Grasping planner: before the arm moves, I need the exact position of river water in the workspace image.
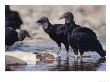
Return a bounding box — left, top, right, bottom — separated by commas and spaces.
6, 40, 106, 71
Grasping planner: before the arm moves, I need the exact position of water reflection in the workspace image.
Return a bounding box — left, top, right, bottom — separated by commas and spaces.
49, 57, 105, 71
5, 41, 106, 71
6, 57, 105, 71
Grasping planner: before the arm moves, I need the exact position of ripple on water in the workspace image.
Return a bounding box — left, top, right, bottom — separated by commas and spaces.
6, 40, 106, 71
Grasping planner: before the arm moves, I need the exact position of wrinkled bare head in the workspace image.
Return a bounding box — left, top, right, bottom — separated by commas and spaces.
59, 12, 74, 23
18, 30, 32, 41
36, 16, 50, 29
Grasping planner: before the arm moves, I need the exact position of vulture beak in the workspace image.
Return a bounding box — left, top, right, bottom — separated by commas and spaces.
58, 15, 65, 20
27, 34, 33, 40
36, 19, 41, 23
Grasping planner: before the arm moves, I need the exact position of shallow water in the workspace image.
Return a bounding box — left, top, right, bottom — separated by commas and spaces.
6, 40, 106, 71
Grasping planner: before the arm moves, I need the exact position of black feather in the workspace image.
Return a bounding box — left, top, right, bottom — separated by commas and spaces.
60, 12, 106, 58
36, 17, 69, 54
5, 5, 23, 30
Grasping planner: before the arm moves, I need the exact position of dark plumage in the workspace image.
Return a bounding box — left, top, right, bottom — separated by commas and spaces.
5, 5, 23, 30
5, 27, 32, 46
36, 16, 69, 54
59, 12, 106, 58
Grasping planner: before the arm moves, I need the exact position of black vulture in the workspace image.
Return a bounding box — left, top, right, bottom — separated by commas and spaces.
59, 12, 106, 58
5, 5, 23, 30
5, 27, 32, 47
36, 16, 69, 54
